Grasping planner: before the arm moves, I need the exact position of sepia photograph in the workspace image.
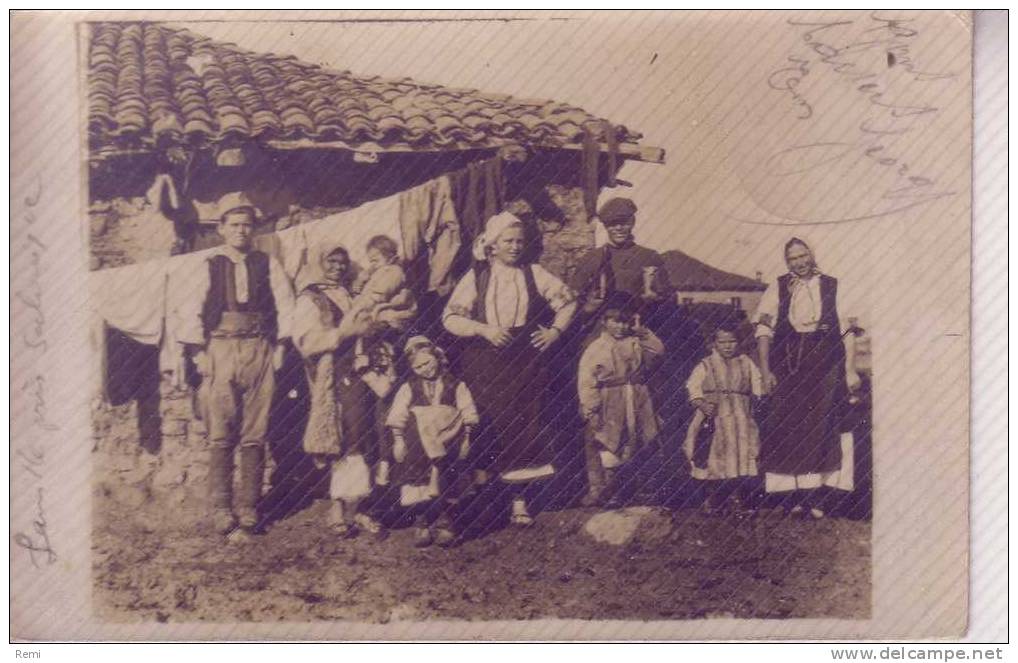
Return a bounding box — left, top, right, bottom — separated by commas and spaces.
12, 9, 978, 640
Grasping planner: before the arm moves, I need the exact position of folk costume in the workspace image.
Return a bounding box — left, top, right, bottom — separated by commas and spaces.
683, 350, 763, 481
754, 271, 852, 493
577, 326, 665, 503
180, 244, 296, 531
442, 214, 576, 484
385, 337, 479, 542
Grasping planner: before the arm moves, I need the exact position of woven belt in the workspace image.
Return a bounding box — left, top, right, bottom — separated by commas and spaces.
598, 377, 646, 388
210, 311, 269, 338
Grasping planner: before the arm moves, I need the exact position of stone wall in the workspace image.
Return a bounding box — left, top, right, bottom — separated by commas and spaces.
93, 374, 286, 521
532, 184, 595, 283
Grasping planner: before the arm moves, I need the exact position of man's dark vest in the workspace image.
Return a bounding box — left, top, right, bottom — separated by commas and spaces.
200, 251, 277, 340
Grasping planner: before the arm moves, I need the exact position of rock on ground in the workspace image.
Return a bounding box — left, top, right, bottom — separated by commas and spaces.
583, 507, 674, 546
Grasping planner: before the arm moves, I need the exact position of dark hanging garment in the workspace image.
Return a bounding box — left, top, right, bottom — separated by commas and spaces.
103, 326, 160, 407
101, 325, 162, 453
449, 157, 506, 250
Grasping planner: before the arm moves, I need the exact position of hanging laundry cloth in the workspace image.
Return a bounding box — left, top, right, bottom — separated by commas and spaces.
398, 176, 462, 296
278, 193, 402, 293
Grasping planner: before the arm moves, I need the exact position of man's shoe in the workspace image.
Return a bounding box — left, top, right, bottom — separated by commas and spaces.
211, 509, 237, 536
236, 507, 259, 532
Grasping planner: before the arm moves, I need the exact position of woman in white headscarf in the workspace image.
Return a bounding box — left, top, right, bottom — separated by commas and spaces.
442, 212, 578, 526
753, 238, 861, 519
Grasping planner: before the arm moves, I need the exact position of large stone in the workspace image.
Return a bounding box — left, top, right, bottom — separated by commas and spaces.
583, 507, 674, 546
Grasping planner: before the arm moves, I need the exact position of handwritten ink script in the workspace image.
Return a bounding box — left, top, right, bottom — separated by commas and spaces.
759, 12, 960, 225
13, 179, 59, 569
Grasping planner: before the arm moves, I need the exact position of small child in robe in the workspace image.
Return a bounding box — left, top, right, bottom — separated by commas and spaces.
384, 336, 479, 548
577, 301, 665, 508
683, 321, 764, 515
349, 235, 417, 331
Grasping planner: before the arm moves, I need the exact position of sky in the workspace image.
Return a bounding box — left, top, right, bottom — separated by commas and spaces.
179, 11, 971, 320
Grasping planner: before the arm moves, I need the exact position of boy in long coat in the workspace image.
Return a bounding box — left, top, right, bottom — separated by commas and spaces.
577, 300, 665, 506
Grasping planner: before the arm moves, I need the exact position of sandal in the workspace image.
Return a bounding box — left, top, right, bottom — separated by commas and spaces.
332, 522, 358, 539
434, 528, 458, 548
809, 507, 826, 520
226, 528, 255, 545
510, 498, 535, 527
236, 508, 259, 532
353, 514, 383, 535
413, 527, 434, 548
510, 513, 535, 528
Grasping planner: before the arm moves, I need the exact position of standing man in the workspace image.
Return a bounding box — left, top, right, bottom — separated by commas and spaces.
569, 197, 702, 505
178, 193, 295, 539
571, 198, 674, 330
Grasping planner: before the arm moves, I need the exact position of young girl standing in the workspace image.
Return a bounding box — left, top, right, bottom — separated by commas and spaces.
683, 321, 764, 515
385, 336, 479, 547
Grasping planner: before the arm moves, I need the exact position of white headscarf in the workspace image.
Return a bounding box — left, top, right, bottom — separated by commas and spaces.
472, 211, 524, 261
299, 242, 357, 293
403, 335, 448, 370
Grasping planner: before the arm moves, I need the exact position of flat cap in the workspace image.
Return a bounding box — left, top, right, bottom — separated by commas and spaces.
598, 197, 638, 224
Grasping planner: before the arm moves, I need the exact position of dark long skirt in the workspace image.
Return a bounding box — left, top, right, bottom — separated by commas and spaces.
762, 330, 844, 475
459, 327, 556, 475
336, 374, 377, 460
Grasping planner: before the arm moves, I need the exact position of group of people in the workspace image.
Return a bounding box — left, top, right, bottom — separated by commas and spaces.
183, 194, 861, 546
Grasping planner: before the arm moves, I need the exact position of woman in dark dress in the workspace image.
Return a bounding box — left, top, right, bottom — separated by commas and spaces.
442, 212, 578, 526
754, 238, 861, 519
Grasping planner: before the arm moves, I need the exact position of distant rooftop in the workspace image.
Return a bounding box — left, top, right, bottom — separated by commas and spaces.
661, 250, 766, 292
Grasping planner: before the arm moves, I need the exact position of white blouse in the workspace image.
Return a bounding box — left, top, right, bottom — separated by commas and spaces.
753, 274, 842, 338
442, 262, 575, 328
292, 285, 352, 358
385, 379, 480, 431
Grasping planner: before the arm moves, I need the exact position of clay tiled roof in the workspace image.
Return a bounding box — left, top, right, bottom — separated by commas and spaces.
87, 22, 645, 156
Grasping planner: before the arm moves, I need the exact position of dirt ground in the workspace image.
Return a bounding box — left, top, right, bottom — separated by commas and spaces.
93, 494, 870, 624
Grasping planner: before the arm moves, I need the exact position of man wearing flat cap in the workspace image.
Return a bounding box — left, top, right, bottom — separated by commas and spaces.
570, 197, 674, 323
569, 196, 702, 504
177, 192, 296, 540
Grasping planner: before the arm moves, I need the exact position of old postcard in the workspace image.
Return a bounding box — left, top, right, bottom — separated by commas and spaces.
11, 10, 972, 640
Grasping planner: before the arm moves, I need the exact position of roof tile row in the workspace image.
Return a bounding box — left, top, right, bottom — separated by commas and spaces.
88, 22, 642, 154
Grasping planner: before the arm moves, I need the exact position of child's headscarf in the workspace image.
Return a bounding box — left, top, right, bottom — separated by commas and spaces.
403, 335, 448, 370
